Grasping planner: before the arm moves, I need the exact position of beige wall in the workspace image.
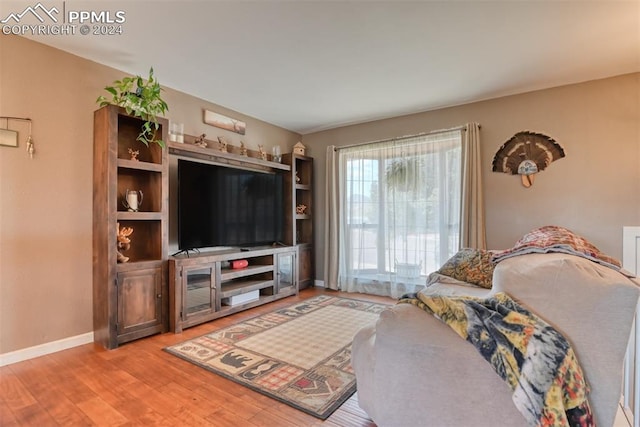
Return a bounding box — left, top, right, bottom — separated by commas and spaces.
303, 73, 640, 281
0, 36, 300, 354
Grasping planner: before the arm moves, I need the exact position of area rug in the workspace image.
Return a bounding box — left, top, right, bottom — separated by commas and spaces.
164, 295, 388, 419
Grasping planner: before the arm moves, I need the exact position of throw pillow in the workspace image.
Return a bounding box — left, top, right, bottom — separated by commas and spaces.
437, 248, 496, 289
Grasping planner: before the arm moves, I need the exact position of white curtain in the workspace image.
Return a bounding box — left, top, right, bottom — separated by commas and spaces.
333, 129, 463, 298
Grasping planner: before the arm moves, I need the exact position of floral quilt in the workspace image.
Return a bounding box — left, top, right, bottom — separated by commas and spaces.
492, 225, 621, 270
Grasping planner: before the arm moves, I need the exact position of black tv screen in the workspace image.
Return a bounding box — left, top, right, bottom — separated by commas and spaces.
177, 159, 284, 250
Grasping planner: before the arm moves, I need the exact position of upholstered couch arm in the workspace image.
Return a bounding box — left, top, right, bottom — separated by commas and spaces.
491, 253, 640, 427
352, 302, 527, 427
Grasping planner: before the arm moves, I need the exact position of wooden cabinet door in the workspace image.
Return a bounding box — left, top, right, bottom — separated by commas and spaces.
298, 244, 313, 289
117, 267, 163, 338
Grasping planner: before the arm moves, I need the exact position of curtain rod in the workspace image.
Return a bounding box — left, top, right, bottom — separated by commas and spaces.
333, 124, 473, 151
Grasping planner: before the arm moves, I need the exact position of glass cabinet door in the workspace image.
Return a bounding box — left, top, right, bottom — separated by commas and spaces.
182, 265, 216, 317
277, 252, 296, 293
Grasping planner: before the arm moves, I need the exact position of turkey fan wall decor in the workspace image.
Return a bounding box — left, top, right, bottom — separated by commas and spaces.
492, 131, 565, 187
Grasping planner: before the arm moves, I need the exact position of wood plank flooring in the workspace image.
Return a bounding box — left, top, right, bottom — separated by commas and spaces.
0, 288, 392, 426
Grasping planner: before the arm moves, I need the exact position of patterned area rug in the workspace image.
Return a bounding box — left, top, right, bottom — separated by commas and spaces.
164, 295, 387, 419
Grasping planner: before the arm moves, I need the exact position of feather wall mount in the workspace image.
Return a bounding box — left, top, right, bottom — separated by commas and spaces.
492, 131, 565, 187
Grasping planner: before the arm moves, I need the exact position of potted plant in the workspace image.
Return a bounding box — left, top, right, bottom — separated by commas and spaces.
96, 67, 169, 148
386, 156, 424, 194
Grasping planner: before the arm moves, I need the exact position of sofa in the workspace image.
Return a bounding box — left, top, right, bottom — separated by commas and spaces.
352, 252, 639, 427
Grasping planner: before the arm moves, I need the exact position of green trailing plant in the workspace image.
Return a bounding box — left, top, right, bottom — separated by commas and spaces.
385, 155, 433, 268
96, 67, 169, 148
386, 157, 424, 195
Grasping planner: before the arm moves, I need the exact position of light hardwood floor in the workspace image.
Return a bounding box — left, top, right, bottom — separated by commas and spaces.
0, 288, 392, 426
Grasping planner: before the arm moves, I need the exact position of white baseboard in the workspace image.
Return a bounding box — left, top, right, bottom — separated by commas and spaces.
0, 332, 94, 367
314, 279, 325, 287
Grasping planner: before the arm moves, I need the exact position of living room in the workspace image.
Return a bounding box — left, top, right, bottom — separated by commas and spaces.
0, 1, 639, 425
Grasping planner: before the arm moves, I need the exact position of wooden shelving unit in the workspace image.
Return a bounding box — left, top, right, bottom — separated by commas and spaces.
283, 153, 314, 289
93, 105, 169, 349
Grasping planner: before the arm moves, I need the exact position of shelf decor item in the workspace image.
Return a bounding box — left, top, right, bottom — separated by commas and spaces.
293, 141, 306, 155
96, 67, 169, 148
217, 136, 228, 153
258, 144, 267, 160
169, 122, 184, 143
230, 259, 249, 269
122, 189, 143, 212
116, 222, 133, 263
194, 133, 207, 148
272, 145, 282, 163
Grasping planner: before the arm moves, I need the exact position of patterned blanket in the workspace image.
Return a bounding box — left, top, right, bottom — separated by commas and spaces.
399, 291, 594, 427
492, 225, 621, 271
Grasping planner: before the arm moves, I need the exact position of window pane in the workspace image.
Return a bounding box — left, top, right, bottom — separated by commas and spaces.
340, 130, 462, 296
346, 158, 379, 272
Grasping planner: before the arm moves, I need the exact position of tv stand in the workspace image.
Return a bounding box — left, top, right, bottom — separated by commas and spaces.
169, 245, 298, 333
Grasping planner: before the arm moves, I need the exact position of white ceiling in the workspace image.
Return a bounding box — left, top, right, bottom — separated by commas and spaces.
9, 0, 640, 134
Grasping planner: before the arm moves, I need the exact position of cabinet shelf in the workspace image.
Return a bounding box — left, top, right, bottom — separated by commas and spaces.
116, 256, 163, 265
221, 264, 274, 281
117, 158, 164, 172
295, 184, 311, 191
186, 274, 211, 287
216, 294, 281, 316
116, 259, 163, 272
296, 214, 311, 220
117, 212, 163, 220
117, 167, 163, 213
168, 141, 291, 172
220, 279, 274, 298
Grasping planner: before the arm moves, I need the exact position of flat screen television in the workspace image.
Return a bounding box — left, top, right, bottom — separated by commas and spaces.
177, 159, 284, 250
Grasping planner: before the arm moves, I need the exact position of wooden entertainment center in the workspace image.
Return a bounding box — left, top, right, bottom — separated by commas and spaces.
93, 106, 314, 348
169, 245, 297, 333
